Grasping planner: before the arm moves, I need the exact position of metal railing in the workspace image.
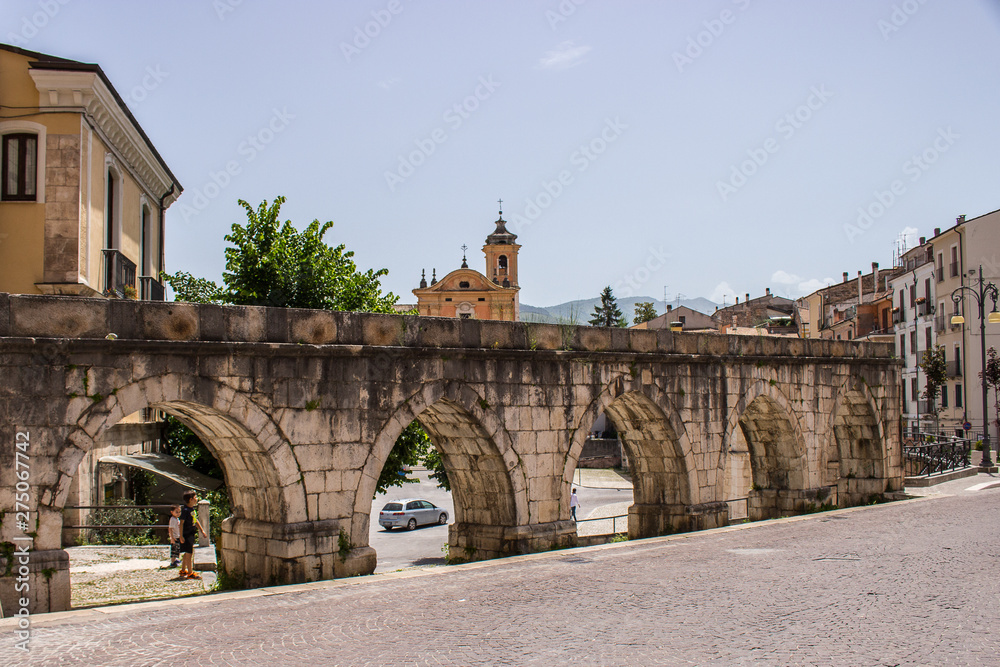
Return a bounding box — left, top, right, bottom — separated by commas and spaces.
903, 438, 971, 476
102, 249, 136, 298
935, 314, 946, 333
140, 275, 166, 301
576, 514, 627, 534
946, 359, 962, 378
62, 504, 172, 530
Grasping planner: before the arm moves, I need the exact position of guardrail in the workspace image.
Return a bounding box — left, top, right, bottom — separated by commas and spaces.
576, 514, 627, 534
903, 439, 972, 477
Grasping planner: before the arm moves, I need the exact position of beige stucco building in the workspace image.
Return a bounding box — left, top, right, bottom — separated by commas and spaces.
0, 44, 182, 300
1, 44, 186, 538
413, 209, 520, 321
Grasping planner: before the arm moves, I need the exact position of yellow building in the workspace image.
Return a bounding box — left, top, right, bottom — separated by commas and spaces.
0, 44, 182, 300
412, 207, 520, 321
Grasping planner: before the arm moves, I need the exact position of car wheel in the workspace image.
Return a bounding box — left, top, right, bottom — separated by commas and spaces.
438, 513, 448, 525
407, 518, 417, 531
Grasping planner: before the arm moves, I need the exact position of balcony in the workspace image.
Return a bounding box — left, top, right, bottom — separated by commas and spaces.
917, 400, 934, 415
102, 249, 136, 299
947, 359, 962, 378
139, 275, 166, 301
916, 301, 933, 318
934, 314, 946, 332
950, 261, 959, 278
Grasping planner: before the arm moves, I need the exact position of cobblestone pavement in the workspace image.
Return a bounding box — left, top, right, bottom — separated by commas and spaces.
3, 478, 999, 666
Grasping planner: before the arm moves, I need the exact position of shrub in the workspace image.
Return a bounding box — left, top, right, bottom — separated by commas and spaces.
85, 498, 157, 545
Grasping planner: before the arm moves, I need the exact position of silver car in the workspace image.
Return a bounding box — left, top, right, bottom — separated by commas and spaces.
379, 498, 448, 531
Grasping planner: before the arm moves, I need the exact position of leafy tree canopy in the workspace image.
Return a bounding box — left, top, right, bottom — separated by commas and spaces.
633, 301, 658, 325
164, 196, 398, 313
589, 286, 627, 327
920, 345, 947, 420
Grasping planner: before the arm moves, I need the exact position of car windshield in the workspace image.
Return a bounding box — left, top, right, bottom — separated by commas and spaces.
382, 503, 403, 511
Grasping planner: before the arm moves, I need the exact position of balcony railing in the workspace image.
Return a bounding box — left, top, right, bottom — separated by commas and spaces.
139, 275, 166, 301
946, 359, 962, 378
917, 400, 934, 415
102, 249, 136, 298
934, 314, 946, 332
950, 261, 959, 278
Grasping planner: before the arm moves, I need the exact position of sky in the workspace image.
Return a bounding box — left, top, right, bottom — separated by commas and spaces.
6, 0, 1000, 310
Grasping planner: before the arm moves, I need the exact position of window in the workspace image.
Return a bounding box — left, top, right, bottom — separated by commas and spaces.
950, 246, 959, 277
955, 345, 961, 366
925, 327, 931, 350
956, 384, 962, 408
444, 297, 452, 302
942, 388, 948, 408
901, 383, 906, 407
2, 133, 37, 201
924, 278, 931, 302
909, 286, 915, 308
910, 330, 917, 354
910, 377, 917, 399
477, 297, 485, 302
936, 253, 944, 281
899, 335, 905, 359
458, 313, 471, 319
459, 281, 470, 288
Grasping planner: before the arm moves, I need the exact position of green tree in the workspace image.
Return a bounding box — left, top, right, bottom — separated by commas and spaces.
920, 344, 947, 428
161, 271, 225, 304
589, 286, 627, 327
376, 422, 431, 496
633, 301, 658, 325
980, 346, 1000, 434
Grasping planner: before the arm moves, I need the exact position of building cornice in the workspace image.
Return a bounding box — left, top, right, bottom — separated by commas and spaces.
28, 69, 181, 206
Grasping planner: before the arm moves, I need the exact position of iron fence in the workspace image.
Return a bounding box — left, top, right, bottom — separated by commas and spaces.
903, 438, 972, 476
576, 513, 627, 534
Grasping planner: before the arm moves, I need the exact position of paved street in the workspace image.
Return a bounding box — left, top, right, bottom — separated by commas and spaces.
3, 475, 999, 666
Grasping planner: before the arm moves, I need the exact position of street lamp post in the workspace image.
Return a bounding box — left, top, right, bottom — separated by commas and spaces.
951, 265, 1000, 468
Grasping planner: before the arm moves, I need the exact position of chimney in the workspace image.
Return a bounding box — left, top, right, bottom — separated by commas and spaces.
919, 236, 925, 245
843, 271, 849, 283
934, 227, 941, 237
871, 262, 879, 293
666, 304, 672, 312
957, 214, 966, 224
857, 270, 863, 304
766, 287, 771, 296
735, 296, 739, 304
745, 293, 749, 302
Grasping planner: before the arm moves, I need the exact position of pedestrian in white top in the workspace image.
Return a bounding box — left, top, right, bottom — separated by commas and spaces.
570, 488, 580, 521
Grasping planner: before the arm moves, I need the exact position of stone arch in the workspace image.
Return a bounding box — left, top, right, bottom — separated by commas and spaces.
567, 376, 711, 537
358, 381, 527, 547
60, 374, 305, 524
829, 381, 887, 503
721, 380, 808, 492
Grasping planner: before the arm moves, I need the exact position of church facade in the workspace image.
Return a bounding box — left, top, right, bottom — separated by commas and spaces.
413, 208, 520, 321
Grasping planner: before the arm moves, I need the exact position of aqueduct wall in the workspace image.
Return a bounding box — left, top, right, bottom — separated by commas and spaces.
0, 294, 902, 613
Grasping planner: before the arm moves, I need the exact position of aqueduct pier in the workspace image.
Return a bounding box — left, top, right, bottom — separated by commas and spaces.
0, 294, 901, 613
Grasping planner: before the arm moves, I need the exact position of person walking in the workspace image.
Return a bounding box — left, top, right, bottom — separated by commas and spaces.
570, 488, 580, 522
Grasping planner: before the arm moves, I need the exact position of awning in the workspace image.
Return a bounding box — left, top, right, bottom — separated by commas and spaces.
99, 453, 223, 491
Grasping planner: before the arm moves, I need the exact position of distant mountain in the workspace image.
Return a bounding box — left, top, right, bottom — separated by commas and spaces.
521, 296, 720, 324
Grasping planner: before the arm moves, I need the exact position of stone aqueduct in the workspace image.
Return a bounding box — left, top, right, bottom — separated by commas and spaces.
0, 294, 902, 613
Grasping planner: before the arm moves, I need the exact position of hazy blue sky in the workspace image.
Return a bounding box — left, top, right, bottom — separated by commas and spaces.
7, 0, 1000, 309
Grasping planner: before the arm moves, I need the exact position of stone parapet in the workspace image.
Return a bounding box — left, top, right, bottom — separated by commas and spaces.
0, 293, 896, 362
